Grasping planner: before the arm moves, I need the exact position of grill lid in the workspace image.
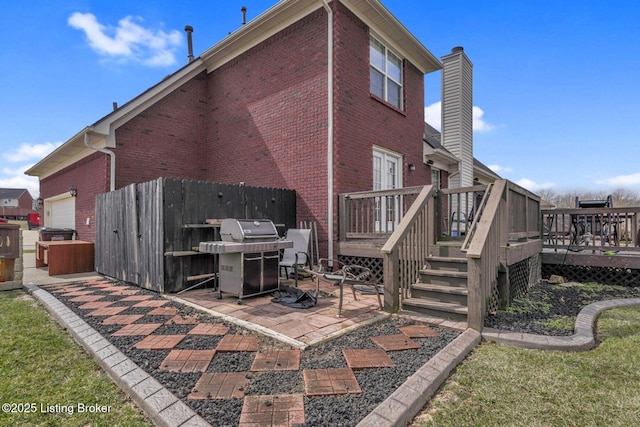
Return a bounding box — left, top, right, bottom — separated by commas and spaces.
220, 218, 279, 242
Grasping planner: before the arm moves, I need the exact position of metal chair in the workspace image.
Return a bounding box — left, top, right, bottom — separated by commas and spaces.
310, 259, 383, 317
279, 228, 311, 287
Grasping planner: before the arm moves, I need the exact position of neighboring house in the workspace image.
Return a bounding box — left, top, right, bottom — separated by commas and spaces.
26, 0, 495, 259
0, 188, 37, 220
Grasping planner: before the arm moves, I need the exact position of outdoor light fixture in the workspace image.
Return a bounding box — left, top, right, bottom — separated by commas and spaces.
217, 192, 224, 198
408, 163, 416, 171
69, 186, 77, 197
426, 159, 434, 165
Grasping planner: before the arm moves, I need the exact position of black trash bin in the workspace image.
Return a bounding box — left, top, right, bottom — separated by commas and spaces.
39, 228, 76, 241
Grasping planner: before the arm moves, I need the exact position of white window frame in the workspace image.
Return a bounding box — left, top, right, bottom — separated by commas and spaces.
373, 147, 403, 232
431, 167, 441, 190
369, 35, 403, 109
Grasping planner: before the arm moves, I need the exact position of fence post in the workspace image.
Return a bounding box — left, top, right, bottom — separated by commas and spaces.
383, 249, 399, 312
338, 194, 347, 242
467, 258, 483, 331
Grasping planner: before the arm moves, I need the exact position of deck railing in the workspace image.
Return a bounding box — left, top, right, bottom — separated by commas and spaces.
437, 185, 488, 239
379, 185, 436, 311
506, 182, 542, 242
338, 179, 543, 329
542, 207, 640, 253
338, 186, 425, 241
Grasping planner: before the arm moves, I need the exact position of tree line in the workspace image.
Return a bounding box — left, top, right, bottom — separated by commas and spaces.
537, 188, 640, 208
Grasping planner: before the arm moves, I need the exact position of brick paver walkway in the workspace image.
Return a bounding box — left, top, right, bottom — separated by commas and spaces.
188, 323, 229, 336
40, 279, 454, 427
113, 323, 162, 336
371, 334, 421, 351
251, 350, 301, 371
134, 334, 185, 350
189, 372, 249, 399
399, 324, 441, 338
343, 348, 394, 369
160, 349, 216, 373
303, 368, 362, 396
239, 395, 305, 426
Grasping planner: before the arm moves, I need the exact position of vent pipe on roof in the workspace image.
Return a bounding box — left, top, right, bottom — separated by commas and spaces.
112, 102, 118, 111
241, 6, 247, 25
185, 25, 194, 63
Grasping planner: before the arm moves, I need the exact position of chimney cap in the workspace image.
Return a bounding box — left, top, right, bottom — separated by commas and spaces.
452, 46, 464, 53
184, 25, 193, 32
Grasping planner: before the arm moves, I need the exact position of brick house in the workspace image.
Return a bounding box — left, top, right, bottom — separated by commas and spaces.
26, 0, 494, 260
0, 188, 37, 221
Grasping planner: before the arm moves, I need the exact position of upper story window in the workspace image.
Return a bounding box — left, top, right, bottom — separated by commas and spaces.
370, 36, 403, 109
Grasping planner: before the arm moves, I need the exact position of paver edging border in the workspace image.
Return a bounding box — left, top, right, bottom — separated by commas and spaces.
356, 328, 481, 427
482, 297, 640, 352
24, 283, 211, 427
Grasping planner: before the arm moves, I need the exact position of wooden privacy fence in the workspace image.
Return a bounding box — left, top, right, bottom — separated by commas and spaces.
95, 178, 296, 293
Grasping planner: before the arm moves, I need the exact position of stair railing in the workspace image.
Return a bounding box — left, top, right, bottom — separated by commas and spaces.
380, 185, 436, 312
465, 180, 508, 331
461, 183, 493, 252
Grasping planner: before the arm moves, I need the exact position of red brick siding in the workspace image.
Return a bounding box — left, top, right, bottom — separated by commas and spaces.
40, 151, 110, 241
205, 8, 329, 252
114, 72, 210, 187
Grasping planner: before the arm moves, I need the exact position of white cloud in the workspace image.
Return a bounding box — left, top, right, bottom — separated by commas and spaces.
424, 101, 495, 133
68, 12, 182, 66
487, 164, 513, 174
424, 102, 441, 130
472, 106, 495, 132
597, 173, 640, 187
0, 142, 61, 198
515, 178, 556, 192
2, 142, 61, 163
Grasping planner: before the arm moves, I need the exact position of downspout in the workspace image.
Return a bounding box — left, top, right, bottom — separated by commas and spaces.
84, 127, 116, 191
321, 0, 334, 265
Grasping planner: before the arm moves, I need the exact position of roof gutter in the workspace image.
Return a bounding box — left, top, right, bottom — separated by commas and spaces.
321, 0, 334, 265
84, 127, 116, 191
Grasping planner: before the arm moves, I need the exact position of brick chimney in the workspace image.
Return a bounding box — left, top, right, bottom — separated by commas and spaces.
441, 46, 473, 189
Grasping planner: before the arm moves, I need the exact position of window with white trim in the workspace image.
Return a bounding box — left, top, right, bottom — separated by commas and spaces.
370, 36, 403, 109
431, 167, 441, 190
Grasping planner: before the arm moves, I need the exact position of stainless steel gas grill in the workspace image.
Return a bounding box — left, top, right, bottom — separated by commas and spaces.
198, 219, 292, 303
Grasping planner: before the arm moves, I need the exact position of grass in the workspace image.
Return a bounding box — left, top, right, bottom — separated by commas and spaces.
413, 305, 640, 427
0, 290, 151, 427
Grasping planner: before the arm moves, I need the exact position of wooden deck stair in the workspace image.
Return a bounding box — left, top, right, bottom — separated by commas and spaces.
402, 251, 469, 323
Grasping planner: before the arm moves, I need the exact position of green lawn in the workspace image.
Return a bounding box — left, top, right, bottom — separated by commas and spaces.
413, 305, 640, 426
0, 290, 152, 427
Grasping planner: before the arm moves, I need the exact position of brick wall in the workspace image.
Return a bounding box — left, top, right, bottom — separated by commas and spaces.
205, 8, 330, 252
114, 71, 210, 187
40, 152, 110, 241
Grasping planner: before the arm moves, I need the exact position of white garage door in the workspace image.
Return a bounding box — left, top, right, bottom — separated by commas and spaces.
49, 197, 76, 229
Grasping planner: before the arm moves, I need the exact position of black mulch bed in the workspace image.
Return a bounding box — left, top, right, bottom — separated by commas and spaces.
42, 280, 461, 427
485, 280, 640, 336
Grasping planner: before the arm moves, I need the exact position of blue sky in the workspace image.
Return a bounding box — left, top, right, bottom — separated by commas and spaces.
2, 1, 639, 198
